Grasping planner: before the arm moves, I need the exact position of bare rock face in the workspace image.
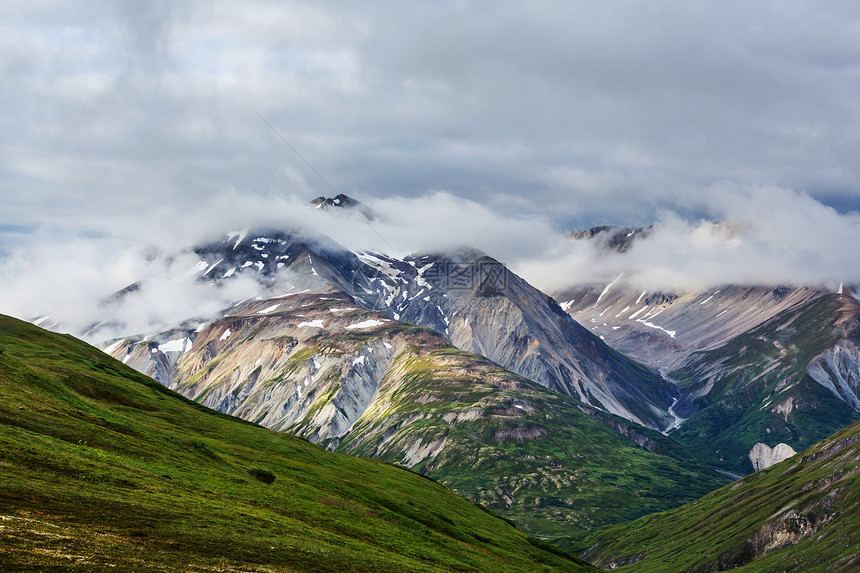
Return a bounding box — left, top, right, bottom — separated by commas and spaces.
748, 442, 797, 471
183, 232, 679, 431
807, 339, 860, 410
553, 284, 823, 370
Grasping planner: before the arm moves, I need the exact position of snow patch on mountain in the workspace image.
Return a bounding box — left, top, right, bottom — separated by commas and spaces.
203, 259, 223, 276
158, 338, 192, 353
227, 229, 248, 250
345, 319, 386, 330
639, 321, 676, 338
103, 339, 124, 354
596, 272, 624, 305
629, 306, 648, 320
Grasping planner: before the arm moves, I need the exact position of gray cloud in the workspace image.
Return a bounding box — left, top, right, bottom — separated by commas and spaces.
4, 2, 860, 225
1, 1, 860, 330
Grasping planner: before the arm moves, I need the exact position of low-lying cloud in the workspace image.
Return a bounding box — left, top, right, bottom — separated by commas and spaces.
0, 185, 857, 342
517, 184, 860, 293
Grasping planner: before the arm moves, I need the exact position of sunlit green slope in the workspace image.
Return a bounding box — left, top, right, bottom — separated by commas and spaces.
0, 314, 594, 572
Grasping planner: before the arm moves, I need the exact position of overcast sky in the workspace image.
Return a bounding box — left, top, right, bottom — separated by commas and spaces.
2, 1, 860, 329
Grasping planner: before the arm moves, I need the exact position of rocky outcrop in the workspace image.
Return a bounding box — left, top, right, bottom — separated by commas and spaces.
402, 436, 448, 468
807, 339, 860, 410
714, 509, 820, 570
748, 442, 797, 471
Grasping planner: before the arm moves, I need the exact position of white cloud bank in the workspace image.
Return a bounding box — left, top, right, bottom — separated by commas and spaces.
518, 184, 860, 292
0, 185, 857, 341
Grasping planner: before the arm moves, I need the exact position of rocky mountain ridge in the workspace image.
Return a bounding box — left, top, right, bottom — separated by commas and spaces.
181, 229, 679, 431
567, 225, 653, 252
307, 193, 377, 220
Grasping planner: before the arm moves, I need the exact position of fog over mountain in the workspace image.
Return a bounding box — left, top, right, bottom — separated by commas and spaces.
1, 185, 858, 339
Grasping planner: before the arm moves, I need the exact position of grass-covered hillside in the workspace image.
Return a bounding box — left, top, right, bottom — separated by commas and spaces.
0, 314, 595, 572
582, 419, 860, 572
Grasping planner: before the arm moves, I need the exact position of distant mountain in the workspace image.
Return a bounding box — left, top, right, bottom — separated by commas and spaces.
307, 193, 377, 220
567, 221, 745, 253
0, 313, 594, 572
108, 290, 726, 541
567, 225, 653, 252
582, 419, 860, 572
182, 229, 679, 431
669, 291, 860, 474
555, 281, 860, 474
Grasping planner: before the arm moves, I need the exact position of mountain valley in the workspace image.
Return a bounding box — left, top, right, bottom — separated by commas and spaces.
556, 227, 860, 475
9, 208, 860, 570
582, 418, 860, 572
108, 289, 727, 542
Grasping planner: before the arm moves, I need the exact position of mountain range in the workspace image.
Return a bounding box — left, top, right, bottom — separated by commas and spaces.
8, 196, 860, 570
3, 312, 857, 571
109, 288, 725, 542
555, 229, 860, 474
182, 229, 679, 432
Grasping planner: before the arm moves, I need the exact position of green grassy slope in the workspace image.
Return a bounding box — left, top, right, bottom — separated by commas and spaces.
671, 294, 860, 473
0, 314, 596, 572
323, 340, 727, 547
581, 420, 860, 572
